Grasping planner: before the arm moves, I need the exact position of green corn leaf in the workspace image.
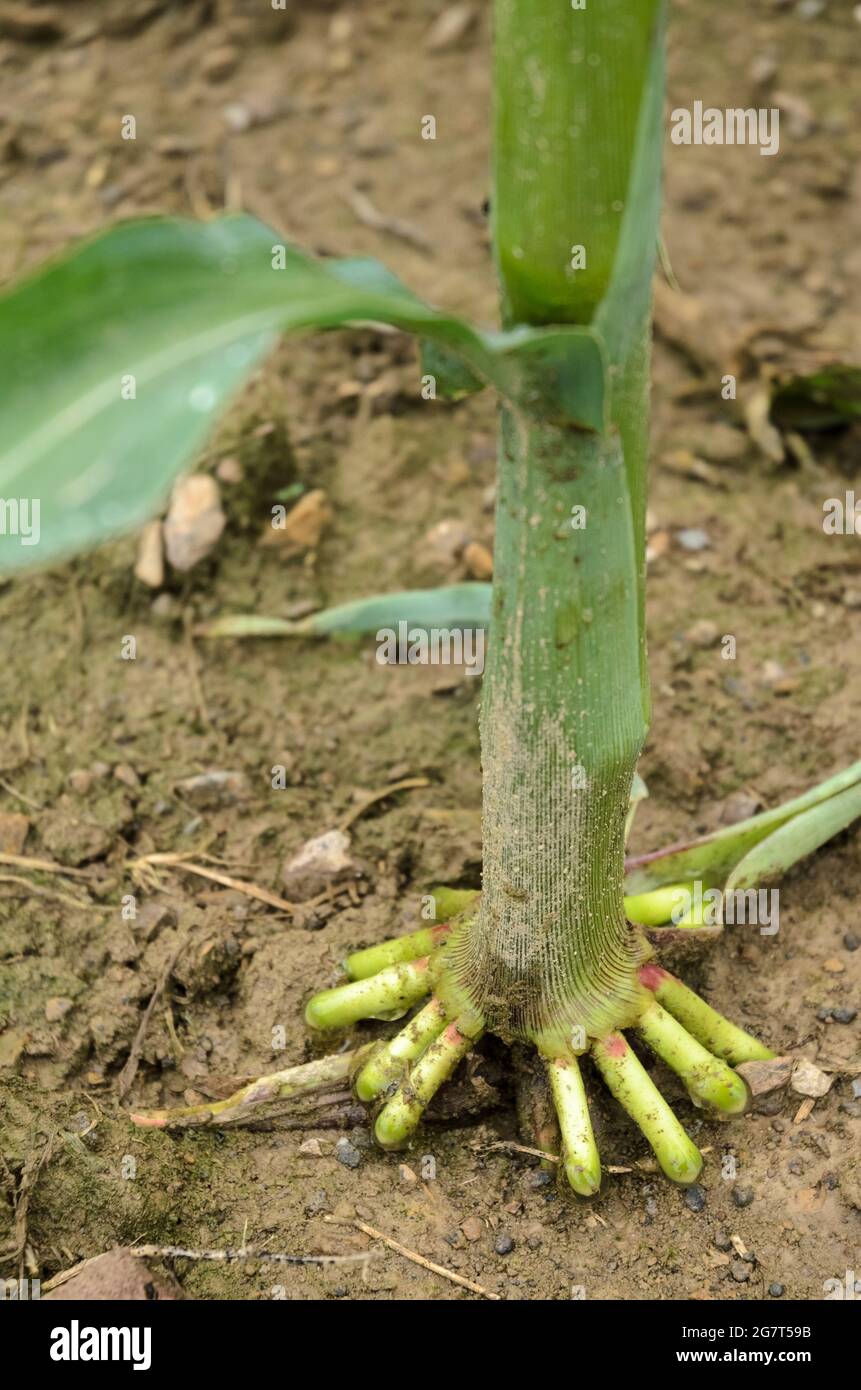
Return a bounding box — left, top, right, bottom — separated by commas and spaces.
196, 582, 493, 639
770, 365, 861, 430
624, 759, 861, 895
593, 6, 665, 374
726, 780, 861, 893
0, 215, 607, 575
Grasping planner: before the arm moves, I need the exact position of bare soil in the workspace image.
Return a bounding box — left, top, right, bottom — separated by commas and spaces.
0, 0, 859, 1300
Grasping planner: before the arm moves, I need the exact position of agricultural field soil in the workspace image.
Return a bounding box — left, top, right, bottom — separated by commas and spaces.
1, 0, 859, 1301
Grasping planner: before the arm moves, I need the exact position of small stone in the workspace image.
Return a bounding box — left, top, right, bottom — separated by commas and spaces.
817, 1007, 833, 1022
134, 520, 164, 588
790, 1058, 832, 1098
774, 90, 816, 139
151, 593, 175, 619
334, 1137, 361, 1170
281, 828, 358, 899
749, 55, 778, 87
736, 1055, 792, 1098
175, 770, 248, 808
730, 1260, 751, 1283
463, 539, 493, 580
69, 770, 94, 795
0, 811, 29, 855
843, 933, 860, 952
423, 517, 471, 567
163, 474, 225, 571
135, 901, 177, 943
646, 529, 671, 563
526, 1169, 552, 1189
768, 1283, 785, 1298
216, 456, 244, 485
202, 45, 240, 82
398, 1164, 418, 1186
823, 957, 845, 974
223, 102, 252, 134
714, 1231, 733, 1252
685, 619, 718, 648
676, 527, 710, 552
732, 1186, 755, 1209
462, 1217, 482, 1242
298, 1138, 323, 1157
425, 3, 477, 52
113, 763, 140, 790
832, 1007, 858, 1024
494, 1233, 514, 1255
760, 659, 787, 688
684, 1184, 706, 1212
45, 996, 73, 1023
328, 14, 353, 43
719, 789, 763, 824
260, 488, 332, 554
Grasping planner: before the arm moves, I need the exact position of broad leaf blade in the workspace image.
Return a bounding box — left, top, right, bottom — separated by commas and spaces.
625, 759, 861, 894
0, 216, 606, 573
727, 782, 861, 892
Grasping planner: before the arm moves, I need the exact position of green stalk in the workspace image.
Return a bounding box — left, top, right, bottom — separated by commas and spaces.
493, 2, 658, 330
444, 1, 663, 1054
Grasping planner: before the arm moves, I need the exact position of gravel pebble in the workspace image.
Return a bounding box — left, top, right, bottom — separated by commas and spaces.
730, 1261, 751, 1283
843, 933, 860, 952
495, 1233, 514, 1255
334, 1137, 361, 1170
677, 527, 711, 552
684, 1184, 706, 1212
732, 1186, 755, 1208
832, 1006, 857, 1024
768, 1283, 785, 1297
526, 1169, 552, 1189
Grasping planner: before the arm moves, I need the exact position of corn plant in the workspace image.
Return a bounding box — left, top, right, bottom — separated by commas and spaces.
2, 1, 859, 1193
